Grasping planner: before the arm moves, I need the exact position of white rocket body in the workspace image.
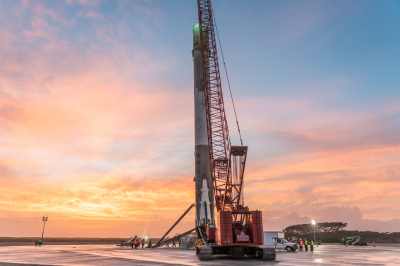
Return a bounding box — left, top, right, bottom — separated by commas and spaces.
192, 23, 215, 228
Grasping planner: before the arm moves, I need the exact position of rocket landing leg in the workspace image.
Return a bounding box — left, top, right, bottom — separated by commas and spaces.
195, 145, 214, 229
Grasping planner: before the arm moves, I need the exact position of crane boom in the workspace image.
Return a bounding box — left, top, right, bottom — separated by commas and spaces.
197, 0, 247, 212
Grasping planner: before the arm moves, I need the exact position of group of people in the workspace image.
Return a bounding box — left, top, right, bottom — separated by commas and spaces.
165, 239, 181, 248
131, 238, 152, 249
130, 237, 181, 249
298, 239, 315, 251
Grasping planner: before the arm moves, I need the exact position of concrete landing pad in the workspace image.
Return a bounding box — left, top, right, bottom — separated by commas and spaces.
1, 244, 399, 265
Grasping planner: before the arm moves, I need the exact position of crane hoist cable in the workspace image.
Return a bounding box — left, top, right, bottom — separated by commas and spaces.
212, 8, 243, 146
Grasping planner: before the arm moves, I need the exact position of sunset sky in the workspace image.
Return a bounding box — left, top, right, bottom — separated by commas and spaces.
1, 0, 400, 238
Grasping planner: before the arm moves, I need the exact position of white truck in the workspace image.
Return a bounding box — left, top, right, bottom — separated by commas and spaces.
263, 231, 298, 252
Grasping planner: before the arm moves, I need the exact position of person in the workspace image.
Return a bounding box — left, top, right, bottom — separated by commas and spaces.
141, 239, 145, 248
166, 242, 170, 247
179, 239, 181, 247
133, 238, 138, 249
172, 240, 176, 247
304, 239, 308, 251
310, 240, 314, 251
299, 239, 303, 251
149, 239, 152, 248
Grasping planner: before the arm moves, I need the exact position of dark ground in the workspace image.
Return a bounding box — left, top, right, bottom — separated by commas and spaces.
1, 243, 400, 265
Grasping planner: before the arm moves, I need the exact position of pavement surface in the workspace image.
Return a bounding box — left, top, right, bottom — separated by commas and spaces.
0, 244, 399, 265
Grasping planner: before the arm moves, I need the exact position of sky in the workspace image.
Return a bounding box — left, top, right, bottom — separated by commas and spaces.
1, 0, 400, 238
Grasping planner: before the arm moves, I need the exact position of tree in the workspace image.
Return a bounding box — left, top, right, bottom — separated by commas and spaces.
284, 222, 347, 236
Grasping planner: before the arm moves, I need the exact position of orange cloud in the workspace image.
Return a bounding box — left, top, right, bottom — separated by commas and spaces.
1, 0, 400, 237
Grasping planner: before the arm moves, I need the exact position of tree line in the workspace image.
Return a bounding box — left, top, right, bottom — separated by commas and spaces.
283, 222, 400, 243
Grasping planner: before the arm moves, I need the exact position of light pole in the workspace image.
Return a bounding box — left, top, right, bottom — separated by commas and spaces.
312, 220, 316, 242
41, 217, 48, 242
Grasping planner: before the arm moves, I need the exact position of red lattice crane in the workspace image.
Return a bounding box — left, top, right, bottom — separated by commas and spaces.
197, 0, 247, 213
195, 0, 276, 261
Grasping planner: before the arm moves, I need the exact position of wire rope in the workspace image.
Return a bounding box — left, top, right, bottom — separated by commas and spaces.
212, 8, 243, 146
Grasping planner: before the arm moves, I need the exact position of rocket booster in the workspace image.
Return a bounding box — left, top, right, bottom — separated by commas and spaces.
192, 23, 215, 228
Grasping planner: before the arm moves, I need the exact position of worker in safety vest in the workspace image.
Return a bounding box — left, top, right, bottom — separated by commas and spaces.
310, 240, 314, 251
299, 240, 303, 251
304, 239, 307, 251
172, 240, 176, 247
149, 239, 152, 248
133, 238, 138, 249
179, 239, 181, 247
141, 239, 145, 248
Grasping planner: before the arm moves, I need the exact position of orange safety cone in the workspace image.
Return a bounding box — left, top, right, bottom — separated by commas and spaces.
373, 242, 375, 247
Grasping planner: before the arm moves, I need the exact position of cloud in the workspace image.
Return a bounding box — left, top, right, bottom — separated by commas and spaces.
315, 206, 400, 232
0, 174, 193, 219
0, 172, 196, 237
256, 0, 352, 45
263, 212, 313, 231
0, 104, 22, 121
263, 206, 400, 232
66, 0, 104, 7
0, 0, 399, 237
84, 10, 104, 19
234, 93, 400, 229
295, 185, 315, 195
317, 206, 362, 223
